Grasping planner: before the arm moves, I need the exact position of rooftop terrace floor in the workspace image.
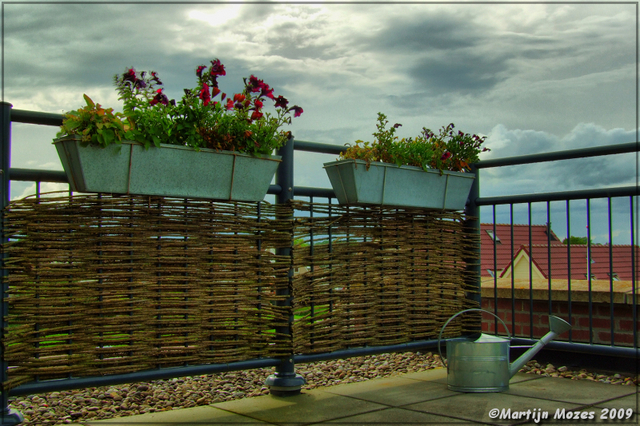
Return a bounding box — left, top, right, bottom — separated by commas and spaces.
78, 368, 638, 425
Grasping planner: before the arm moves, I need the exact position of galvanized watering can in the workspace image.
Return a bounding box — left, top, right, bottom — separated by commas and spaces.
438, 309, 571, 393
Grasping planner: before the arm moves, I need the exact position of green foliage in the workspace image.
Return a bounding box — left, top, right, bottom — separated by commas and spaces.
58, 59, 303, 156
56, 95, 130, 148
340, 112, 489, 172
562, 236, 592, 245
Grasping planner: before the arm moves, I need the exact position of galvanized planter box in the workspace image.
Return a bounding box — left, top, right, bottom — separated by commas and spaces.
54, 136, 281, 202
323, 159, 475, 210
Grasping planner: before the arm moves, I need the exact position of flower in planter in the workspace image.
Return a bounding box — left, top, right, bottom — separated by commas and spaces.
340, 113, 489, 173
58, 59, 303, 157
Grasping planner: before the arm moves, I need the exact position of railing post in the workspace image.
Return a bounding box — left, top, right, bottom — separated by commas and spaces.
265, 135, 305, 396
465, 164, 482, 330
0, 102, 24, 425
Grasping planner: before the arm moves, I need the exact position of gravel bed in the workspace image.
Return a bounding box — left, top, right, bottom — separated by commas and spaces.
9, 352, 639, 425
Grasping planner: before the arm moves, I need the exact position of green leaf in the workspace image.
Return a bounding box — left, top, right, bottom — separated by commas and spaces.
83, 94, 95, 108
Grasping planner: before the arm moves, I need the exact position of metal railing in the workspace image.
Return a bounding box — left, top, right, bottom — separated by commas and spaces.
1, 102, 639, 424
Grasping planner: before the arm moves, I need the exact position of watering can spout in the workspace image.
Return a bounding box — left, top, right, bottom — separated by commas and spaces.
509, 315, 571, 378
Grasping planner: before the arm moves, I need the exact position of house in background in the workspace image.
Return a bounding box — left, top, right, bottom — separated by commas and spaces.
480, 223, 562, 278
480, 223, 639, 346
500, 243, 639, 281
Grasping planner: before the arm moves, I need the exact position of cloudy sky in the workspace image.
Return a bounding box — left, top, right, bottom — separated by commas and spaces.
3, 1, 638, 244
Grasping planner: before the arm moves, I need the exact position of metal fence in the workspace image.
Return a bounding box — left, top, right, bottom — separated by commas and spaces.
1, 102, 638, 425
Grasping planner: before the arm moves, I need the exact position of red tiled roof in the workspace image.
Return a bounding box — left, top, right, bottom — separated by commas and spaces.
480, 223, 562, 276
500, 244, 639, 281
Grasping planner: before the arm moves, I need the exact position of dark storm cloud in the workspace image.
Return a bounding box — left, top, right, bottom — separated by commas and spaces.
408, 53, 509, 95
4, 3, 192, 88
364, 12, 482, 53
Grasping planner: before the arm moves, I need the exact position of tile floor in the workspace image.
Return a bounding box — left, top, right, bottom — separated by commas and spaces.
82, 368, 638, 426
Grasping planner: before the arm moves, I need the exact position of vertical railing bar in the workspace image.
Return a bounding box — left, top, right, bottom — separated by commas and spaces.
566, 199, 573, 342
1, 101, 24, 424
265, 135, 304, 395
328, 197, 333, 316
586, 198, 593, 344
630, 196, 637, 350
492, 207, 498, 333
547, 201, 552, 316
309, 196, 315, 338
528, 202, 533, 339
510, 203, 515, 334
608, 197, 614, 346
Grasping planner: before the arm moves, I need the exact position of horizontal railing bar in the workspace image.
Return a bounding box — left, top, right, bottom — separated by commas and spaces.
476, 185, 639, 206
511, 338, 639, 359
267, 184, 283, 195
294, 186, 336, 198
8, 170, 284, 197
9, 168, 68, 183
476, 142, 639, 169
11, 109, 64, 126
294, 339, 450, 364
294, 140, 346, 155
9, 357, 281, 397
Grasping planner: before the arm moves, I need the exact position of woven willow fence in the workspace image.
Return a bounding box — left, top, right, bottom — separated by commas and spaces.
1, 194, 479, 391
291, 201, 479, 354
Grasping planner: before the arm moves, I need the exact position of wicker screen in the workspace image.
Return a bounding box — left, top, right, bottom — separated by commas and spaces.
1, 194, 479, 391
291, 201, 479, 354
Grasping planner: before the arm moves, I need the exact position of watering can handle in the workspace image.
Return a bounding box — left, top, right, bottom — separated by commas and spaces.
437, 308, 512, 369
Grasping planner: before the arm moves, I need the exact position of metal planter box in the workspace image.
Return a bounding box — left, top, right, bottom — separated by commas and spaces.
54, 137, 281, 202
323, 159, 475, 210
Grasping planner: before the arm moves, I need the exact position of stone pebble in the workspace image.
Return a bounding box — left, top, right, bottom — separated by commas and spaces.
9, 352, 639, 425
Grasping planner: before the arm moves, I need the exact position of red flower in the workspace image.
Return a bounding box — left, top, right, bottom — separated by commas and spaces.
274, 96, 288, 109
248, 75, 264, 93
123, 68, 137, 83
149, 89, 169, 106
150, 71, 162, 85
441, 151, 452, 161
209, 59, 226, 76
251, 110, 263, 121
291, 106, 303, 118
226, 98, 234, 111
211, 86, 221, 98
261, 86, 275, 100
234, 93, 246, 102
196, 65, 206, 79
200, 83, 211, 106
254, 99, 263, 110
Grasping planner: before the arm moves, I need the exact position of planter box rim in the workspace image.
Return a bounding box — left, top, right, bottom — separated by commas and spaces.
323, 158, 473, 177
53, 135, 281, 162
53, 136, 281, 201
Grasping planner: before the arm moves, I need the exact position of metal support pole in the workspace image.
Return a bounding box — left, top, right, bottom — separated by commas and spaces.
265, 135, 305, 396
465, 164, 482, 330
0, 102, 24, 425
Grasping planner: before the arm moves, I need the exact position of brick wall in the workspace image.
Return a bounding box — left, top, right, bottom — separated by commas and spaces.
481, 298, 639, 347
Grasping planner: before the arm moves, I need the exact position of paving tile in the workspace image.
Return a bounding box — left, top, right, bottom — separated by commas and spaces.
405, 392, 583, 425
592, 392, 639, 413
322, 376, 454, 406
211, 388, 387, 424
83, 405, 269, 425
402, 369, 542, 388
506, 377, 637, 405
318, 407, 476, 425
